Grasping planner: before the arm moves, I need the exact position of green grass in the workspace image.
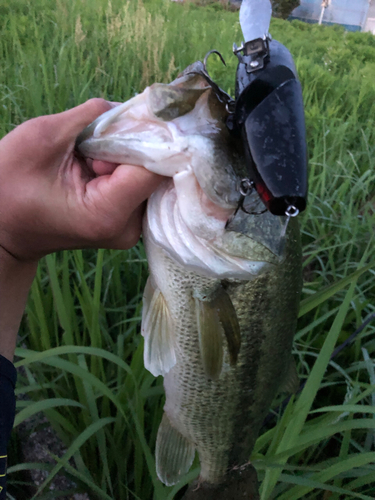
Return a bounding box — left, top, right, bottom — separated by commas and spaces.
1, 0, 375, 498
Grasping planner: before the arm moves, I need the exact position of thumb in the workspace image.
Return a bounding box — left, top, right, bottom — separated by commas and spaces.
53, 98, 115, 140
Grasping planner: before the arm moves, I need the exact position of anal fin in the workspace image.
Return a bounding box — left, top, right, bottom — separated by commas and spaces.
279, 358, 299, 394
141, 277, 176, 377
156, 413, 195, 486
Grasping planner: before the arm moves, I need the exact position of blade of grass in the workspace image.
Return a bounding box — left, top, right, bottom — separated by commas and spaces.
298, 263, 373, 318
14, 398, 84, 427
260, 267, 366, 498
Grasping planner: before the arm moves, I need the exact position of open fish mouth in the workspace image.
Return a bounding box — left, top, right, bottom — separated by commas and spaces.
146, 169, 287, 282
76, 89, 194, 175
76, 62, 289, 276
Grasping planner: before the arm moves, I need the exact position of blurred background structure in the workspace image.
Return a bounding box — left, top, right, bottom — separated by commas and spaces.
290, 0, 375, 33
366, 0, 375, 33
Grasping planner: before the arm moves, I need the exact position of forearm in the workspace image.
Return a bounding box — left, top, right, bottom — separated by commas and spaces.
0, 246, 37, 361
0, 247, 36, 498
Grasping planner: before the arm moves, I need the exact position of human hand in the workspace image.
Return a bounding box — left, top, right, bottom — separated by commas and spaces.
0, 99, 164, 261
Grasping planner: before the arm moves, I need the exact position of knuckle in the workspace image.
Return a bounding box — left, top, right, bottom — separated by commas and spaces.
100, 223, 120, 242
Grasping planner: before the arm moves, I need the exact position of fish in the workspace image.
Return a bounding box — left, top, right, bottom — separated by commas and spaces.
76, 64, 302, 496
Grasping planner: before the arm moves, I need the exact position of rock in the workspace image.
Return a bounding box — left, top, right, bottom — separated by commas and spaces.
19, 414, 91, 499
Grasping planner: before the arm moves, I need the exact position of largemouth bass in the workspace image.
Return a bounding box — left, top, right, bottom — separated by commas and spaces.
77, 64, 302, 492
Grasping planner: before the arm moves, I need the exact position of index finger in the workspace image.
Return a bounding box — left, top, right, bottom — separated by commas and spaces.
92, 160, 119, 176
86, 164, 166, 217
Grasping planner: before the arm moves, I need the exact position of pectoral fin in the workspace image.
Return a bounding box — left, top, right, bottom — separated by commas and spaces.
213, 289, 241, 366
195, 297, 224, 380
141, 277, 176, 377
195, 287, 241, 379
156, 413, 195, 486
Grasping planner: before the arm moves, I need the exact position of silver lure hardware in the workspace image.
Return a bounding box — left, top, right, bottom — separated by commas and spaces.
233, 34, 271, 74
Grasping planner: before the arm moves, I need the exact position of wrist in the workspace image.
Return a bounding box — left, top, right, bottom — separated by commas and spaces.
0, 246, 38, 361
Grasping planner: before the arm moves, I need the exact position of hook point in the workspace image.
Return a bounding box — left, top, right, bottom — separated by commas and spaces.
203, 49, 226, 70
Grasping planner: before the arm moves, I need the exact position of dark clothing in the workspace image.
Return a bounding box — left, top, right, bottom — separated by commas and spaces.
0, 355, 17, 499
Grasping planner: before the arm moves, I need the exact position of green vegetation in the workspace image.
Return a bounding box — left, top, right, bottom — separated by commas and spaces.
1, 0, 375, 498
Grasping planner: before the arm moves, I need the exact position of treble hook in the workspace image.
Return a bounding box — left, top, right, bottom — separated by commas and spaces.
238, 179, 267, 216
186, 50, 235, 108
203, 49, 226, 70
225, 179, 267, 229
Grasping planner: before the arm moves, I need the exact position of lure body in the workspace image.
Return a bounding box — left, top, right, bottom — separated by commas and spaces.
229, 0, 308, 216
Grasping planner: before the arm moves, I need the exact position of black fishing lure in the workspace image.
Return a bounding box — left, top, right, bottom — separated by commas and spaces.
229, 35, 308, 217
197, 34, 308, 218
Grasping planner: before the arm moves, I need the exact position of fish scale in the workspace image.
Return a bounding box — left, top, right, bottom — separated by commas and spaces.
145, 234, 239, 483
144, 210, 302, 485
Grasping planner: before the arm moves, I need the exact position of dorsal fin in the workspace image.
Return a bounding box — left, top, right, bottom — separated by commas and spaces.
279, 358, 299, 394
141, 277, 176, 377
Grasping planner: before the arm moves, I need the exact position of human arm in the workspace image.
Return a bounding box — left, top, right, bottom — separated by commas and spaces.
0, 99, 163, 498
0, 98, 163, 360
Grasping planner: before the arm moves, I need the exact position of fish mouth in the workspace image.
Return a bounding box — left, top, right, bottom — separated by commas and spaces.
75, 89, 180, 165
146, 170, 286, 280
77, 117, 177, 165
